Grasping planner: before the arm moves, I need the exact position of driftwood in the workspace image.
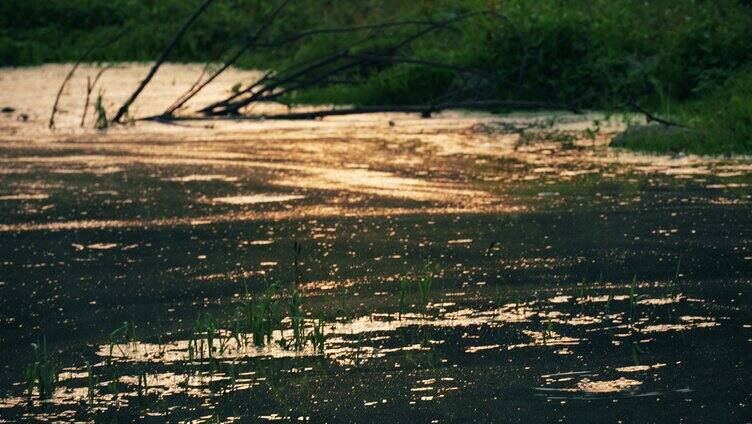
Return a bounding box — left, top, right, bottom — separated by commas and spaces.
142, 100, 576, 122
111, 0, 218, 123
49, 28, 126, 129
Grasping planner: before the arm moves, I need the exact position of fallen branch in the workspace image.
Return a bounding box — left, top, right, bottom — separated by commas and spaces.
200, 49, 352, 115
111, 0, 218, 123
211, 14, 475, 110
165, 13, 465, 117
198, 29, 390, 114
161, 0, 292, 117
201, 11, 488, 116
624, 101, 686, 128
229, 54, 500, 111
142, 100, 576, 122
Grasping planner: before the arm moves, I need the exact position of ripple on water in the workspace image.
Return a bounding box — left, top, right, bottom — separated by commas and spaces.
210, 194, 305, 205
0, 193, 48, 200
167, 174, 239, 182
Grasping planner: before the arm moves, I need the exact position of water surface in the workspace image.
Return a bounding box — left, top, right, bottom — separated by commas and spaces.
0, 64, 750, 422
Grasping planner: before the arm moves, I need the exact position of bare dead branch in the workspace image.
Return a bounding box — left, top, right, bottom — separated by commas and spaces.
201, 50, 352, 115
142, 100, 576, 123
111, 0, 218, 123
161, 0, 292, 117
348, 54, 495, 80
623, 102, 686, 128
162, 64, 211, 115
219, 52, 503, 112
198, 27, 386, 114
203, 11, 486, 116
182, 14, 458, 116
250, 18, 462, 48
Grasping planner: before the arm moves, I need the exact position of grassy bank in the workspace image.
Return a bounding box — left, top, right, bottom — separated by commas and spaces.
616, 66, 752, 155
2, 0, 751, 154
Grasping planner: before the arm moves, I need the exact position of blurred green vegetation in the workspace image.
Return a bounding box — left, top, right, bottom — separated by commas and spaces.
2, 0, 751, 154
617, 66, 752, 155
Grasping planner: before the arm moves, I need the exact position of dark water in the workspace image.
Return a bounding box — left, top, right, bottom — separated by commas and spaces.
0, 118, 751, 422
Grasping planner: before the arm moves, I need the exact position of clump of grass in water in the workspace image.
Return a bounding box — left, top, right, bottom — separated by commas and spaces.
631, 341, 645, 366
628, 274, 638, 326
515, 288, 525, 311
396, 261, 435, 317
416, 262, 434, 306
94, 93, 108, 130
186, 280, 321, 354
288, 285, 305, 350
108, 321, 136, 364
136, 367, 150, 408
86, 361, 97, 406
242, 282, 280, 347
398, 275, 410, 319
667, 256, 682, 301
193, 312, 230, 360
108, 370, 120, 404
25, 336, 58, 399
308, 314, 326, 352
541, 318, 554, 346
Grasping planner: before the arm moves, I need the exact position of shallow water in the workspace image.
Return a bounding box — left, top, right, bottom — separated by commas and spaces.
0, 64, 751, 422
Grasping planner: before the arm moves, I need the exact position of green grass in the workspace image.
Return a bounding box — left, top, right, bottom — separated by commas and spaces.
616, 67, 752, 155
415, 262, 434, 306
23, 268, 696, 409
25, 337, 58, 399
241, 282, 280, 347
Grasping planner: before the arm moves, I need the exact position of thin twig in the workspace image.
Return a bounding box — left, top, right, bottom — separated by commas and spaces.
81, 64, 114, 127
251, 18, 462, 48
49, 28, 126, 129
624, 102, 686, 128
162, 65, 210, 115
348, 53, 495, 80
201, 11, 487, 116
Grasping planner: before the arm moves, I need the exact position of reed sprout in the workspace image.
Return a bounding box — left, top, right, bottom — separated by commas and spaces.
628, 274, 637, 325
308, 314, 326, 352
398, 275, 410, 318
416, 262, 434, 305
25, 336, 58, 399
